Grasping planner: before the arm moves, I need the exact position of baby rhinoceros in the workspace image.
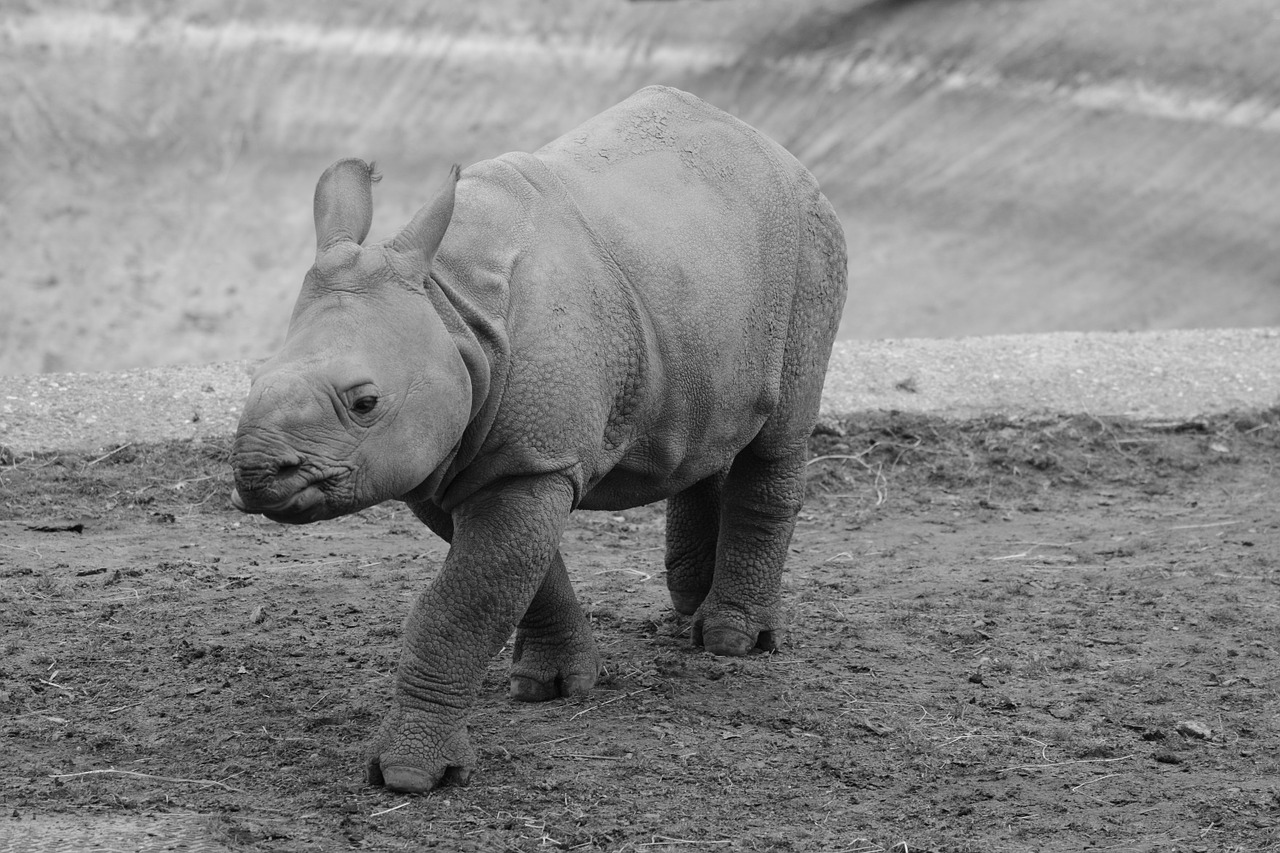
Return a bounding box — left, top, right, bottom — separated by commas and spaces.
230, 85, 847, 793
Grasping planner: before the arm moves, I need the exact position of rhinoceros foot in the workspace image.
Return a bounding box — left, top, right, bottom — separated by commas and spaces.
693, 605, 781, 657
366, 706, 476, 793
508, 549, 602, 701
373, 761, 472, 794
508, 629, 601, 702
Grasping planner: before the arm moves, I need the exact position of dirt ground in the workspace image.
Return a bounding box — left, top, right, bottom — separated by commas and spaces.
2, 412, 1278, 852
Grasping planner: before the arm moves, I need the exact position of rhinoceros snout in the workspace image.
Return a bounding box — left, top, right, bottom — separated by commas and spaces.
233, 457, 298, 491
229, 440, 349, 523
230, 446, 308, 508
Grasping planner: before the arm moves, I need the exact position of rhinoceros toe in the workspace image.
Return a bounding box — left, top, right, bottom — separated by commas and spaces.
509, 670, 597, 702
509, 650, 601, 702
371, 761, 471, 793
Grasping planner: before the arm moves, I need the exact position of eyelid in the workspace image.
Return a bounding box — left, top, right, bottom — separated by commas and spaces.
338, 381, 379, 415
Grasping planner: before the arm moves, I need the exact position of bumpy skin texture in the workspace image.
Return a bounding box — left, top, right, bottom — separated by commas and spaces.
230, 86, 848, 793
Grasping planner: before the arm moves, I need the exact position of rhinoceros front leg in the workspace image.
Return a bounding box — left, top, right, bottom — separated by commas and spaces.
664, 469, 727, 615
367, 475, 575, 793
509, 549, 601, 701
693, 445, 805, 656
402, 497, 599, 703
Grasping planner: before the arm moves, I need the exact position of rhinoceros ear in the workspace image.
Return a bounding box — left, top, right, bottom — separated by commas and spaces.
313, 158, 379, 252
390, 164, 461, 270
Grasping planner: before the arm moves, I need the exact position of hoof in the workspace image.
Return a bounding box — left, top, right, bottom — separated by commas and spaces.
372, 762, 471, 793
509, 675, 557, 702
560, 671, 598, 696
696, 624, 778, 656
509, 670, 598, 702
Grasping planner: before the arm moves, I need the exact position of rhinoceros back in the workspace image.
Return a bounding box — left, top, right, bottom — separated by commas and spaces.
441, 86, 842, 508
533, 86, 801, 413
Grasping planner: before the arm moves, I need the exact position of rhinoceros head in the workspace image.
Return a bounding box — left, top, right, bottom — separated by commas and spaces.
230, 159, 471, 523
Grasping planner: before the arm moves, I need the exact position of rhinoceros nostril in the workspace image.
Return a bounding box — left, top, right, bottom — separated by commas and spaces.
275, 460, 303, 479
231, 451, 305, 496
262, 452, 305, 478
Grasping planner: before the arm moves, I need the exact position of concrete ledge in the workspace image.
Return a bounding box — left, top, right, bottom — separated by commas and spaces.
2, 328, 1278, 454
821, 327, 1280, 420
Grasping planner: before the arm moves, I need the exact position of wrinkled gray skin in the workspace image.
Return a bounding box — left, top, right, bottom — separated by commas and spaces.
230, 86, 847, 793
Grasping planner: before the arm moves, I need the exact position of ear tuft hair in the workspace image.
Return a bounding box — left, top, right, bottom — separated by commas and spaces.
368, 161, 383, 185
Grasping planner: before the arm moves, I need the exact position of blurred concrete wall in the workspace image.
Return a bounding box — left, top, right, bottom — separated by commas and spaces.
3, 1, 1279, 374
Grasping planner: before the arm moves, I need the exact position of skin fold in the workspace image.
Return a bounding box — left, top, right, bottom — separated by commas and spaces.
230, 86, 848, 793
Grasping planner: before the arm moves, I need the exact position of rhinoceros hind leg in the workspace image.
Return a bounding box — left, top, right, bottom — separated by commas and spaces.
664, 469, 728, 615
693, 187, 844, 655
509, 550, 601, 702
693, 446, 804, 656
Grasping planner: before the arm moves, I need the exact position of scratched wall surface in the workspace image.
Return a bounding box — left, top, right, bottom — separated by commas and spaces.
3, 0, 1279, 375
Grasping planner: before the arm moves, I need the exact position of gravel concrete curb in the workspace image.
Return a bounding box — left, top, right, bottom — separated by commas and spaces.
821, 327, 1280, 421
2, 328, 1278, 455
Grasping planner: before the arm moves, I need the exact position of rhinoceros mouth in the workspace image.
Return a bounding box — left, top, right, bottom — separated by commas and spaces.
231, 475, 346, 524
250, 485, 327, 523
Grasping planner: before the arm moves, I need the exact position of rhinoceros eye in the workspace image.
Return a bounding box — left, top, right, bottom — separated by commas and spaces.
351, 395, 378, 415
